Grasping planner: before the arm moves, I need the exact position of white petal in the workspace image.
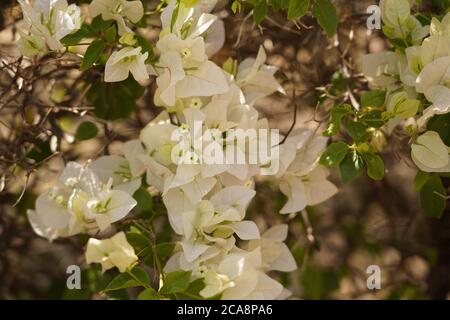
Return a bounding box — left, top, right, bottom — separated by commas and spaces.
279, 176, 307, 214
229, 221, 260, 240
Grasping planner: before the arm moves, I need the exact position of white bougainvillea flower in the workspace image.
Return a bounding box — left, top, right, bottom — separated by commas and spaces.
200, 248, 283, 300
236, 46, 285, 105
162, 176, 217, 234
278, 128, 328, 177
91, 140, 145, 195
17, 31, 46, 57
85, 183, 137, 231
27, 208, 69, 241
18, 0, 81, 51
247, 225, 297, 272
418, 86, 450, 126
160, 0, 217, 38
277, 129, 337, 214
279, 167, 337, 214
89, 0, 144, 35
380, 0, 410, 29
430, 14, 450, 36
411, 131, 450, 173
204, 18, 225, 57
157, 33, 208, 68
153, 50, 229, 106
379, 0, 429, 43
105, 46, 149, 82
180, 196, 259, 262
85, 232, 138, 272
386, 91, 420, 119
159, 0, 224, 57
420, 35, 450, 66
415, 56, 450, 95
399, 46, 422, 87
362, 51, 400, 88
27, 162, 137, 240
244, 271, 286, 300
410, 18, 431, 44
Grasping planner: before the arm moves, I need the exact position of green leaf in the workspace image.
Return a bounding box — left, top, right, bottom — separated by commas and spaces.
420, 175, 446, 218
427, 113, 450, 146
137, 288, 159, 300
135, 34, 156, 63
144, 242, 175, 267
80, 40, 106, 71
361, 152, 385, 180
272, 0, 290, 10
87, 76, 144, 120
104, 25, 117, 43
91, 15, 114, 33
253, 1, 268, 24
133, 186, 153, 211
359, 109, 385, 128
288, 0, 309, 20
231, 0, 241, 13
312, 0, 338, 38
319, 142, 349, 168
324, 104, 351, 136
160, 271, 192, 294
60, 24, 93, 46
27, 141, 52, 163
301, 266, 341, 299
414, 171, 431, 192
104, 267, 150, 292
360, 90, 386, 108
346, 121, 369, 142
75, 121, 98, 141
175, 279, 206, 300
126, 231, 152, 257
432, 0, 450, 10
340, 151, 364, 184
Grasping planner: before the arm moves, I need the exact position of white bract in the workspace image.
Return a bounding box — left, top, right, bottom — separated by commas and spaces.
91, 140, 145, 195
27, 162, 136, 241
180, 186, 258, 262
247, 225, 297, 272
105, 46, 149, 82
199, 248, 284, 300
85, 232, 138, 272
236, 46, 285, 105
151, 0, 229, 108
18, 0, 81, 52
362, 51, 400, 89
411, 131, 450, 173
89, 0, 144, 35
17, 31, 46, 57
278, 129, 338, 214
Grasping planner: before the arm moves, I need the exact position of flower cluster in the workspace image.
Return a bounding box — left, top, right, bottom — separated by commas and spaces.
18, 0, 81, 55
27, 161, 137, 241
363, 0, 450, 173
22, 0, 338, 299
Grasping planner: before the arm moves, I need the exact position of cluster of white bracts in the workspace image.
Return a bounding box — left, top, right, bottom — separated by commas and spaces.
23, 0, 338, 299
18, 0, 81, 55
363, 0, 450, 173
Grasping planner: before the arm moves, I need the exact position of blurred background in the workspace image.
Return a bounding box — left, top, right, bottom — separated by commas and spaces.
0, 0, 449, 299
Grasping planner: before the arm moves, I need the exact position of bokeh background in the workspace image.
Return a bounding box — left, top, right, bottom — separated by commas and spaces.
0, 0, 449, 299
